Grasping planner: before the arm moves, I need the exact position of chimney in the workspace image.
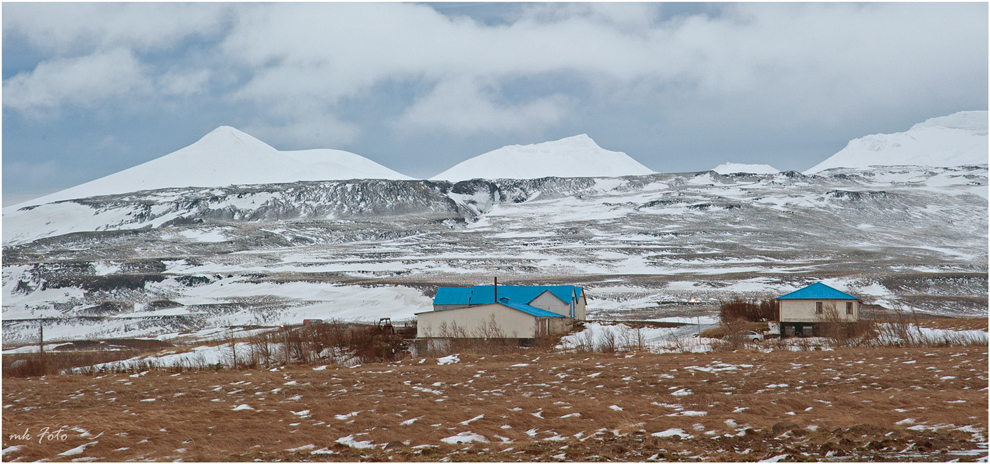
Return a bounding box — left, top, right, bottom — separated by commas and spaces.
494, 277, 498, 303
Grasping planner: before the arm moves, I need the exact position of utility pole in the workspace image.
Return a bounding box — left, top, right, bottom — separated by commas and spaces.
38, 321, 45, 373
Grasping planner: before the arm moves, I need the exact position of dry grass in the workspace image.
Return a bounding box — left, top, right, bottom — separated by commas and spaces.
2, 350, 146, 378
2, 346, 987, 462
917, 317, 989, 332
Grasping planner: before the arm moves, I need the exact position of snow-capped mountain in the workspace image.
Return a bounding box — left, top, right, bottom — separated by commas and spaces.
431, 134, 654, 181
805, 111, 988, 174
712, 163, 780, 175
12, 126, 413, 208
3, 115, 988, 344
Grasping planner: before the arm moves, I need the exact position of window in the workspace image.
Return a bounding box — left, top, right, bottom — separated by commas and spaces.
816, 302, 823, 314
846, 302, 853, 315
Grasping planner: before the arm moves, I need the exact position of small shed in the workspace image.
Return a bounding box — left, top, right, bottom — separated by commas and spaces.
777, 282, 860, 337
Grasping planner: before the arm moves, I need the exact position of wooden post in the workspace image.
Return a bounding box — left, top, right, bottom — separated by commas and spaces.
281, 325, 289, 364
229, 328, 237, 369
494, 277, 498, 302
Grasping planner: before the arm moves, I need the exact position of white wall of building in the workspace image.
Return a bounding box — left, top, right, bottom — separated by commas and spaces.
779, 299, 859, 323
528, 291, 571, 317
416, 304, 569, 339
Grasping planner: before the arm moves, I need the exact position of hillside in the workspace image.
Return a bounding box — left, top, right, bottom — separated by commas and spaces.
431, 134, 654, 181
805, 111, 988, 174
11, 126, 413, 208
712, 163, 779, 175
3, 165, 986, 342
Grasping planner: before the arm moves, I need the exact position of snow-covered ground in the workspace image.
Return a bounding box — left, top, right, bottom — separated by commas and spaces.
556, 322, 988, 355
3, 162, 985, 343
557, 322, 722, 353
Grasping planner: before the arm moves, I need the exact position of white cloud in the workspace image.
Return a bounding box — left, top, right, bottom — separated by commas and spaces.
516, 3, 661, 31
2, 3, 228, 54
396, 77, 575, 135
3, 48, 150, 114
217, 2, 984, 136
158, 69, 212, 97
2, 2, 985, 140
242, 105, 361, 149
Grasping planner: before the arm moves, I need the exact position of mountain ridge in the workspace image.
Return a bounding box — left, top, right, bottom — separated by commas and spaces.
431, 134, 655, 181
805, 111, 988, 174
9, 126, 415, 209
8, 111, 987, 209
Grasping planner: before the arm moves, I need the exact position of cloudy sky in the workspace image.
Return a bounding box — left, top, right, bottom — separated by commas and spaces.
3, 2, 987, 204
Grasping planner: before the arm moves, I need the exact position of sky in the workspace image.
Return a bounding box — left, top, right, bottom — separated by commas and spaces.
3, 2, 988, 205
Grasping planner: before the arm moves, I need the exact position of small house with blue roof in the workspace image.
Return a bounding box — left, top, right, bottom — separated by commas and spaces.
777, 282, 860, 337
416, 284, 586, 340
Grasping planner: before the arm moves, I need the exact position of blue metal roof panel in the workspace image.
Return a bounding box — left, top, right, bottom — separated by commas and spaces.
777, 282, 858, 300
501, 301, 566, 318
433, 287, 479, 305
433, 285, 581, 306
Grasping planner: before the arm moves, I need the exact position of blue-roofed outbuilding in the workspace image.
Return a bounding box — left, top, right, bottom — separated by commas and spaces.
777, 282, 861, 337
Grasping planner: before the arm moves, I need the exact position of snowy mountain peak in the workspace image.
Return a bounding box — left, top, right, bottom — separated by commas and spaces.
431, 134, 655, 181
185, 125, 278, 157
911, 110, 987, 135
6, 126, 412, 209
539, 133, 595, 147
805, 111, 988, 175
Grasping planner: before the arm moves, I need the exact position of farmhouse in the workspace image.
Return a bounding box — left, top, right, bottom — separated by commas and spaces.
416, 284, 586, 340
777, 282, 860, 337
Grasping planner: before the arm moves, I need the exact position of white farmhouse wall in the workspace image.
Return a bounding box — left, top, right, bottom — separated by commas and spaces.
417, 304, 538, 339
547, 317, 572, 335
433, 304, 468, 311
528, 291, 570, 317
779, 299, 859, 323
576, 292, 587, 321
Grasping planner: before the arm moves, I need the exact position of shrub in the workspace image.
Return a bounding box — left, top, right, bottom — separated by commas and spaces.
719, 297, 778, 324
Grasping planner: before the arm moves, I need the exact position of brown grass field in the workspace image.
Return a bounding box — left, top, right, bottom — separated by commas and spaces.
2, 345, 987, 462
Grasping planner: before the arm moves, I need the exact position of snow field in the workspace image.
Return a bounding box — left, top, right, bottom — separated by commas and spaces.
3, 161, 986, 343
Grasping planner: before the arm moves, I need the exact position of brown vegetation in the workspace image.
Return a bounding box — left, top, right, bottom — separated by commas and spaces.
718, 297, 778, 324
3, 349, 145, 378
3, 345, 986, 462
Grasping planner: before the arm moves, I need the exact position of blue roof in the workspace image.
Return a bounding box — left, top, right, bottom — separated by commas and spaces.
500, 301, 566, 318
777, 282, 858, 300
433, 285, 582, 306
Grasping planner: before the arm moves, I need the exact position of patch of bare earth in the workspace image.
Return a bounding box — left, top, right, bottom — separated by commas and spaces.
2, 346, 987, 462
